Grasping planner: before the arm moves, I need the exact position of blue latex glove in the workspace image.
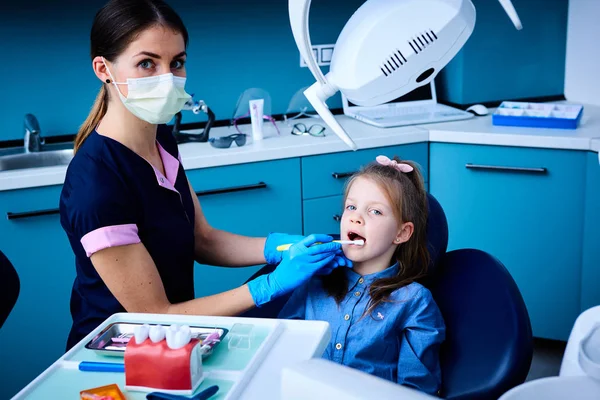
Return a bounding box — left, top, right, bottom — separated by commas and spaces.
263, 232, 306, 265
249, 234, 342, 307
316, 254, 353, 276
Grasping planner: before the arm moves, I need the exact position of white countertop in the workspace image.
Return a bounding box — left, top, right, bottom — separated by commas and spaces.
2, 103, 600, 192
428, 102, 600, 150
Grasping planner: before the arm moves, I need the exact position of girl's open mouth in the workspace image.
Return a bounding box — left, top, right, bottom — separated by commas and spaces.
347, 231, 366, 244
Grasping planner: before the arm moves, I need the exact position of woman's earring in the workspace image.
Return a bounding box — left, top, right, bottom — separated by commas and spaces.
105, 79, 111, 83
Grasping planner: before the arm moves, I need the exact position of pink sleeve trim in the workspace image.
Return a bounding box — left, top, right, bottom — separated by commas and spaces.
80, 224, 140, 257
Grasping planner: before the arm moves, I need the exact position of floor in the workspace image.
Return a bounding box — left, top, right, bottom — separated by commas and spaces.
525, 338, 567, 382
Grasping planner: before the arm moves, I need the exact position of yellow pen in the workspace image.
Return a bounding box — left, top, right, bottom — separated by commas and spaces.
276, 239, 365, 252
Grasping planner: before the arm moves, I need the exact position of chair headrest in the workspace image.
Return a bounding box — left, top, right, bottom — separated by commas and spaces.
425, 193, 449, 276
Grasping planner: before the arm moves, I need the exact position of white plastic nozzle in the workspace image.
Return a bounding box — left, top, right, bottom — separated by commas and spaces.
498, 0, 523, 30
304, 83, 357, 150
290, 0, 357, 151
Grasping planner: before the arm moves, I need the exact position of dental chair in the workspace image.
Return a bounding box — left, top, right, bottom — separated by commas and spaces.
244, 193, 533, 399
0, 250, 20, 329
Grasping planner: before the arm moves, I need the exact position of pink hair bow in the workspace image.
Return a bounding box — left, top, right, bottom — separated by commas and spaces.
376, 155, 413, 173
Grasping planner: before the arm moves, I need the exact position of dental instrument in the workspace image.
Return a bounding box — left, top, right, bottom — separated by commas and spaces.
62, 360, 125, 373
288, 0, 522, 150
146, 385, 219, 400
276, 239, 365, 252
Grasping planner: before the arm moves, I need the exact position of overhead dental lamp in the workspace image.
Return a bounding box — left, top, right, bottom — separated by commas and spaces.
289, 0, 523, 150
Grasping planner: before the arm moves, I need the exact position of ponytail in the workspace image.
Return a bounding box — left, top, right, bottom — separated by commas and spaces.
74, 85, 108, 154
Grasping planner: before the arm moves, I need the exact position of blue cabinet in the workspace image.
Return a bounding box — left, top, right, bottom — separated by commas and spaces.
582, 152, 600, 312
185, 158, 302, 298
430, 143, 586, 341
0, 185, 75, 399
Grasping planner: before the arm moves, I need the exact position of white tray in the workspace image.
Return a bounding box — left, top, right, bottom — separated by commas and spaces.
12, 313, 284, 400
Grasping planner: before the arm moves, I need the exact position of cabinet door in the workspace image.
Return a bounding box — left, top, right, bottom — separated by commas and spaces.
303, 195, 344, 236
430, 143, 586, 341
186, 158, 302, 298
301, 143, 428, 199
582, 152, 600, 312
0, 185, 75, 399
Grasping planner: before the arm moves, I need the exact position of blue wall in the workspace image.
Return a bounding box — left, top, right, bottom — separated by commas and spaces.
0, 0, 364, 141
437, 0, 569, 105
0, 0, 568, 142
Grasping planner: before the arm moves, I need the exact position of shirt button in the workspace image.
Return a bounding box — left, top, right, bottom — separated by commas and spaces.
335, 343, 342, 350
160, 177, 165, 183
358, 278, 364, 284
344, 314, 350, 321
354, 291, 361, 297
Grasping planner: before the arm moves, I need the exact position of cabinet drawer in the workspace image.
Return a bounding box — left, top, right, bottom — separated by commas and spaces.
303, 196, 343, 236
185, 158, 302, 297
430, 143, 586, 340
0, 185, 63, 219
301, 143, 428, 200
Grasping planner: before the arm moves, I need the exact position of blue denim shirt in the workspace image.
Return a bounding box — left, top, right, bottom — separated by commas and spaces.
278, 263, 446, 396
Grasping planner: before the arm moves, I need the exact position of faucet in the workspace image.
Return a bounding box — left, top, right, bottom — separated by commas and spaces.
24, 113, 44, 153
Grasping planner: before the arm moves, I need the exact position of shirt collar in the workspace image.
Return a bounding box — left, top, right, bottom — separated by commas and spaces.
344, 262, 400, 286
152, 141, 180, 193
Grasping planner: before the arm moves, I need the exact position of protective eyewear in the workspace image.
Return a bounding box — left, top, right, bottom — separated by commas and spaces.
209, 134, 247, 149
291, 122, 326, 137
283, 107, 320, 125
232, 111, 281, 136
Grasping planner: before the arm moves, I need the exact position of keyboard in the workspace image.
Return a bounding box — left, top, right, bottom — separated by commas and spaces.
361, 106, 433, 119
352, 105, 472, 127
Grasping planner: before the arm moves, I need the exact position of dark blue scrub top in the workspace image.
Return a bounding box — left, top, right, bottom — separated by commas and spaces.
60, 125, 196, 351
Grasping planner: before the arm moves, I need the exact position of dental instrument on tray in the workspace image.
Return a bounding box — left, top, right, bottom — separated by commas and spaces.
63, 360, 125, 373
198, 331, 221, 355
288, 0, 522, 150
276, 239, 365, 252
146, 385, 219, 400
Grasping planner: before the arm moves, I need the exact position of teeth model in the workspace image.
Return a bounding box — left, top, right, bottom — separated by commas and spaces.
149, 324, 166, 343
133, 323, 150, 344
166, 324, 192, 350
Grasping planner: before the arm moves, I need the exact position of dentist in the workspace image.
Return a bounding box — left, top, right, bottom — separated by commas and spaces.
59, 0, 347, 351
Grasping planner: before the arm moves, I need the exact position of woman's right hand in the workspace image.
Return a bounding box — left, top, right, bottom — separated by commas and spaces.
247, 234, 342, 307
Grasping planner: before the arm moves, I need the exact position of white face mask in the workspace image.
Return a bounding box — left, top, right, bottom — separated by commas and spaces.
102, 57, 191, 124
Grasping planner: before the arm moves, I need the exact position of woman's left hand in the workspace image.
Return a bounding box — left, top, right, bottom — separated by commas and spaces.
316, 254, 353, 276
263, 232, 306, 265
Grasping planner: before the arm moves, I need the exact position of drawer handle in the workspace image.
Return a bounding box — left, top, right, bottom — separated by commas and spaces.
332, 171, 357, 179
465, 164, 547, 174
333, 214, 342, 222
195, 182, 267, 197
7, 208, 59, 220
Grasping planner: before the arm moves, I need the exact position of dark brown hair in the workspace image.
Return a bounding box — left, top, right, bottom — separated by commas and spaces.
321, 156, 430, 317
74, 0, 189, 153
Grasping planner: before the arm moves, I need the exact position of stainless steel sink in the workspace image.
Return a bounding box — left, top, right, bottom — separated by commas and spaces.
0, 146, 74, 172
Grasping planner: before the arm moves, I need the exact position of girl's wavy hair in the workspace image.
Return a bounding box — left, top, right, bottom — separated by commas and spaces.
320, 156, 430, 318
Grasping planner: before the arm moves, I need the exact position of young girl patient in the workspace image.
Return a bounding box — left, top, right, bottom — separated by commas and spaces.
278, 155, 446, 396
